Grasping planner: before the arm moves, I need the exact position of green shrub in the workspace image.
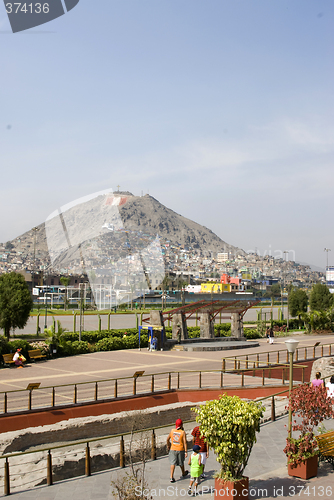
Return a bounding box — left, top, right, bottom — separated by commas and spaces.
243, 328, 261, 339
0, 335, 9, 355
71, 341, 91, 354
61, 332, 80, 342
188, 327, 200, 338
96, 337, 124, 351
7, 339, 32, 357
59, 342, 75, 356
215, 324, 231, 337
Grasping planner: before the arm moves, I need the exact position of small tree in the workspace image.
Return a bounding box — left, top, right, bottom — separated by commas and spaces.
193, 395, 264, 480
44, 321, 67, 348
60, 276, 70, 311
0, 272, 33, 340
284, 384, 334, 466
111, 411, 153, 500
310, 283, 333, 312
266, 283, 281, 311
289, 289, 308, 327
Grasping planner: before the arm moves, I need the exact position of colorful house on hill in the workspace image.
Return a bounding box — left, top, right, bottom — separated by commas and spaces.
200, 282, 230, 293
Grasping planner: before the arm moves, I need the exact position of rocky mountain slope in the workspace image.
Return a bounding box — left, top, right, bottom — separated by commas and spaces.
118, 194, 243, 255
4, 193, 243, 267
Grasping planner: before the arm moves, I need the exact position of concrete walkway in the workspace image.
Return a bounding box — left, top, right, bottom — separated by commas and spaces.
4, 414, 334, 499
1, 334, 330, 393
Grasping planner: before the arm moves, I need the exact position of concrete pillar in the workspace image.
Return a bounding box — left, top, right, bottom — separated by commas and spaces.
231, 312, 244, 338
172, 312, 188, 341
149, 310, 164, 326
149, 310, 166, 349
200, 312, 214, 338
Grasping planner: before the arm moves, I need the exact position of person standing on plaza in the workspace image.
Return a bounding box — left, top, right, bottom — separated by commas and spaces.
188, 445, 202, 496
310, 371, 325, 389
326, 375, 334, 399
269, 327, 274, 344
167, 418, 188, 483
191, 425, 209, 477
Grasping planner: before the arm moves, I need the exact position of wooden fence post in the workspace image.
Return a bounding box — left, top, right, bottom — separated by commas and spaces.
120, 436, 125, 468
271, 396, 276, 422
47, 450, 53, 486
4, 457, 10, 496
85, 443, 91, 476
151, 430, 157, 460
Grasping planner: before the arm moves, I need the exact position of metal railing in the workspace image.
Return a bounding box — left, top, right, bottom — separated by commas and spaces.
1, 366, 292, 415
221, 342, 334, 372
0, 389, 290, 496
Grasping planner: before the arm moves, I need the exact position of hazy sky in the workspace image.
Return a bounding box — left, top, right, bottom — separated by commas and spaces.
1, 0, 333, 269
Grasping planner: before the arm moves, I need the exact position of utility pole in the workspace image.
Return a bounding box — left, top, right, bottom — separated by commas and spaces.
79, 282, 84, 342
32, 226, 39, 289
324, 248, 331, 269
283, 251, 289, 330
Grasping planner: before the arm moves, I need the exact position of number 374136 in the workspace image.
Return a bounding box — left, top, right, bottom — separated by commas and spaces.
5, 3, 50, 14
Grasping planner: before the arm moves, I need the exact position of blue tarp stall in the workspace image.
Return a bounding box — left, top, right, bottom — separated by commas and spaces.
138, 324, 164, 351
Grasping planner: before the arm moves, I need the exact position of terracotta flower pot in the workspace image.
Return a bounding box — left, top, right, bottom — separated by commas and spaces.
288, 455, 318, 480
214, 477, 249, 500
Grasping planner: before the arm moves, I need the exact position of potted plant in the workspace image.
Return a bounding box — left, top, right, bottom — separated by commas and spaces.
193, 395, 264, 499
284, 384, 334, 479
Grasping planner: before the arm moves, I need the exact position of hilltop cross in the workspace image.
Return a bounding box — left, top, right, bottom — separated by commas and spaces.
117, 185, 120, 192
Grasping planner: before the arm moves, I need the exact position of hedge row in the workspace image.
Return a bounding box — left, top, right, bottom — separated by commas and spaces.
271, 319, 300, 329
0, 333, 149, 361
1, 321, 261, 363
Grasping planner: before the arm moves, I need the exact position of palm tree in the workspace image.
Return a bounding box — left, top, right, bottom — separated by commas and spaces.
44, 321, 68, 349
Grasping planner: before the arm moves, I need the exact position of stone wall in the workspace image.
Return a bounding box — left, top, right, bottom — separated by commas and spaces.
1, 401, 198, 455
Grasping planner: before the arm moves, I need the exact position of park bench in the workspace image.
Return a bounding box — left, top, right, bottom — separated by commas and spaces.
2, 354, 15, 367
316, 430, 334, 469
28, 349, 47, 362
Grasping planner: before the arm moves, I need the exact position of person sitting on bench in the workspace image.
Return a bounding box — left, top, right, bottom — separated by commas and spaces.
13, 348, 26, 368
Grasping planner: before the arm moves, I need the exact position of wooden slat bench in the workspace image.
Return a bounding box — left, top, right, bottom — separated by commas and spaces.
28, 349, 47, 361
316, 430, 334, 469
2, 354, 15, 367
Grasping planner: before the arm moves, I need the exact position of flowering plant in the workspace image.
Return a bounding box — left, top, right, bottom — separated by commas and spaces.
283, 384, 334, 467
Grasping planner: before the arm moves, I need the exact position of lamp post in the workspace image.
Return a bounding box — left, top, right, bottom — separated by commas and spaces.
285, 339, 299, 439
32, 226, 39, 289
283, 251, 289, 330
324, 248, 331, 269
79, 282, 85, 342
44, 292, 48, 330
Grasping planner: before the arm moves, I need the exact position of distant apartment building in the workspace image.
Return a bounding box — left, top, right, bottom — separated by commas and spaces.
326, 266, 334, 293
217, 252, 229, 263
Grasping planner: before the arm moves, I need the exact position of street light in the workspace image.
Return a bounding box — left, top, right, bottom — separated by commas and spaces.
324, 248, 331, 269
283, 251, 289, 330
285, 339, 299, 439
32, 226, 39, 289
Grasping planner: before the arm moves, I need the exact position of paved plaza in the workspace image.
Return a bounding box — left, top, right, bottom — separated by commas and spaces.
1, 333, 334, 499
1, 334, 331, 393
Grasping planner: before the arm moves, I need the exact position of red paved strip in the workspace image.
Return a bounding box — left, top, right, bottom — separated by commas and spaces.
0, 386, 288, 434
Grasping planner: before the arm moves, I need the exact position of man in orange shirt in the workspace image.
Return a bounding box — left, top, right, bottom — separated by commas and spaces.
167, 418, 189, 482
